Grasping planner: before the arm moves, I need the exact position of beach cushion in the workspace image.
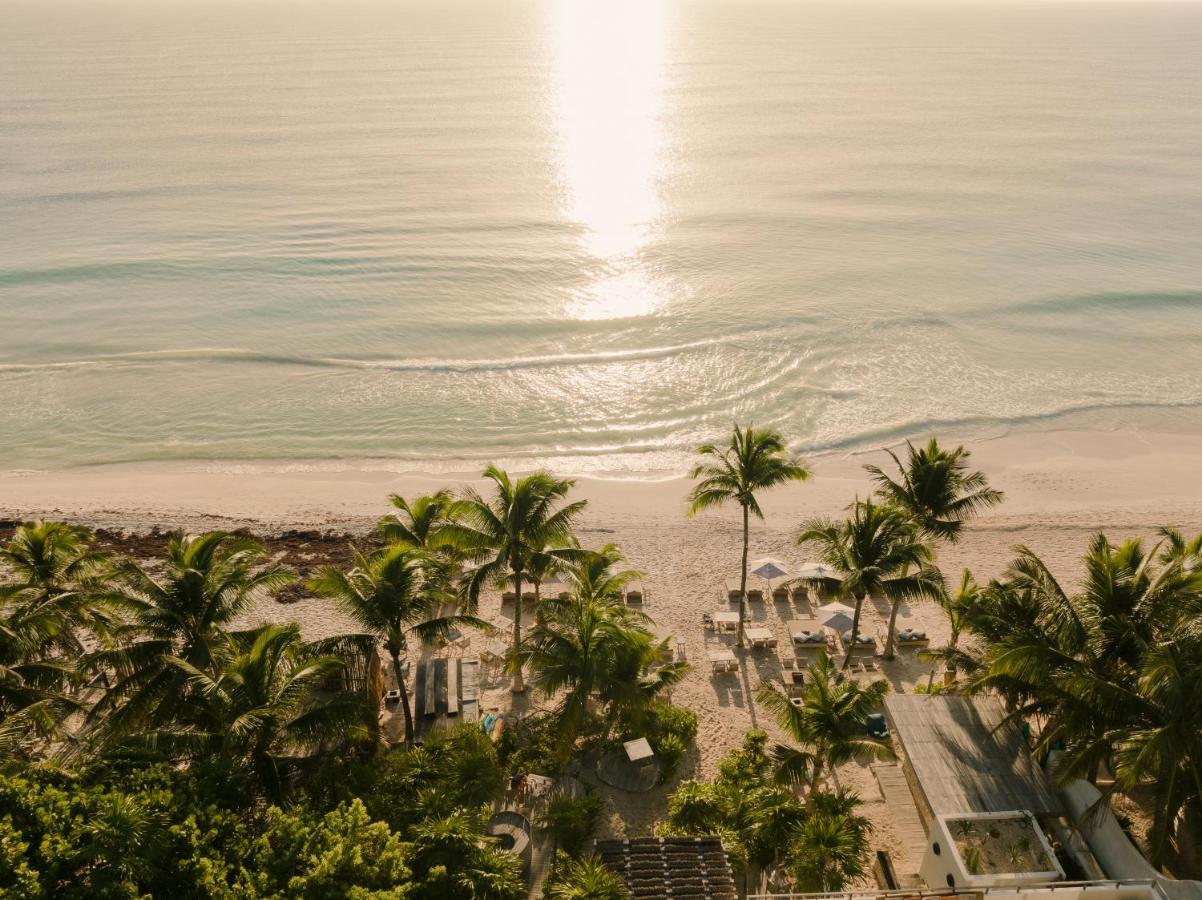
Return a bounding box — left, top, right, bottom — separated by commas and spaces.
793, 631, 824, 644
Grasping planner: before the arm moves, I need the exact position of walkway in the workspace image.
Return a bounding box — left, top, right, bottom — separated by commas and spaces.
872, 764, 927, 876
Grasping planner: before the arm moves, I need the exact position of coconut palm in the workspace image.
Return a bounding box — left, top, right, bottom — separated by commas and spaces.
0, 521, 118, 662
1160, 527, 1202, 573
378, 490, 454, 548
147, 623, 372, 800
787, 793, 871, 892
921, 568, 980, 691
86, 531, 294, 748
441, 466, 587, 692
550, 544, 643, 611
688, 425, 810, 646
309, 544, 484, 745
864, 438, 1004, 544
513, 592, 685, 751
0, 595, 82, 749
797, 499, 940, 665
547, 856, 629, 900
756, 650, 894, 795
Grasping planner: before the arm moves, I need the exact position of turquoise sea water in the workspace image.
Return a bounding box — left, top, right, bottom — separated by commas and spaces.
3, 0, 1202, 473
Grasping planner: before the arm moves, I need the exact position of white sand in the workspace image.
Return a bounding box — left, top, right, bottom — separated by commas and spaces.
4, 427, 1201, 876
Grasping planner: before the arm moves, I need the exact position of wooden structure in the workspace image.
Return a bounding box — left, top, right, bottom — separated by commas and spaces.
884, 695, 1064, 829
414, 656, 480, 740
595, 836, 738, 899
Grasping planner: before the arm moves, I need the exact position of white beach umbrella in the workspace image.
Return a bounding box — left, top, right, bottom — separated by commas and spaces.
750, 558, 790, 581
794, 563, 844, 582
816, 600, 857, 621
820, 611, 855, 633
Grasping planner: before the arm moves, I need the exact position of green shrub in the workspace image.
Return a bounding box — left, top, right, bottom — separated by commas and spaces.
537, 793, 604, 858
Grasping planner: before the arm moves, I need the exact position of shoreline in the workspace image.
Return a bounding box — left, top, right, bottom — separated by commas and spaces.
4, 426, 1202, 539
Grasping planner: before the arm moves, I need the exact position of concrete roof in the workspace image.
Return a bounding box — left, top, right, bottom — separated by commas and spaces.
884, 694, 1064, 819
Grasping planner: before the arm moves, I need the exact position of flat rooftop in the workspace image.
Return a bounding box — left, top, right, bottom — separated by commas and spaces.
885, 694, 1064, 819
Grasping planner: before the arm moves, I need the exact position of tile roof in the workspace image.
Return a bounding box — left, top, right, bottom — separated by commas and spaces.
595, 836, 738, 899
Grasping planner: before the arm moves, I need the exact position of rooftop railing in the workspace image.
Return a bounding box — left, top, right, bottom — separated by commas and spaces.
748, 878, 1162, 900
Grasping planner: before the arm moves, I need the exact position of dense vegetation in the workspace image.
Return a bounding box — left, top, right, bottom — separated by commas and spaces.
3, 431, 1198, 894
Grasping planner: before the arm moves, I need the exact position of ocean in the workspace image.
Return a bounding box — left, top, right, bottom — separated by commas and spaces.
3, 0, 1202, 474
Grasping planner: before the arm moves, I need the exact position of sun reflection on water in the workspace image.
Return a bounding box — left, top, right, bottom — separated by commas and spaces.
552, 0, 670, 320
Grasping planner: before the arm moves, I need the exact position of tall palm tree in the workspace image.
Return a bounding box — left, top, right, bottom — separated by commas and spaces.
864, 438, 1004, 544
86, 531, 293, 748
148, 623, 371, 800
689, 425, 810, 646
441, 466, 587, 692
797, 499, 939, 665
309, 544, 484, 744
756, 650, 893, 795
547, 855, 629, 900
922, 568, 980, 691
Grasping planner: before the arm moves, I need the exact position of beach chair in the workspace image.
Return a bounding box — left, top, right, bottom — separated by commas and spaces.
746, 586, 764, 602
674, 638, 687, 663
724, 579, 743, 602
702, 612, 714, 630
625, 589, 644, 606
772, 585, 790, 603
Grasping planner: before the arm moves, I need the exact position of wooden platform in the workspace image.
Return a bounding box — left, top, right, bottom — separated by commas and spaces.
414, 657, 480, 740
872, 763, 928, 874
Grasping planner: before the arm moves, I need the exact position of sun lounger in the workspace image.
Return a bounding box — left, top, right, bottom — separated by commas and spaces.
502, 591, 517, 603
772, 585, 790, 602
724, 579, 743, 602
895, 628, 930, 648
745, 626, 774, 649
707, 648, 737, 674
625, 589, 644, 605
746, 587, 764, 602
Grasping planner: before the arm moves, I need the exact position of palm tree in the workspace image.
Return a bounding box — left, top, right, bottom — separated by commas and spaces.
962, 533, 1202, 864
547, 856, 629, 900
797, 499, 940, 665
688, 425, 810, 646
756, 650, 894, 795
87, 531, 293, 748
0, 521, 118, 663
150, 623, 372, 800
309, 544, 484, 744
864, 438, 1004, 544
378, 490, 454, 548
406, 807, 526, 899
441, 466, 587, 692
787, 792, 871, 892
922, 569, 980, 691
513, 592, 685, 752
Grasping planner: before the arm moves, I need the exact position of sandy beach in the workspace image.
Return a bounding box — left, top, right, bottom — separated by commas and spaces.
4, 426, 1201, 876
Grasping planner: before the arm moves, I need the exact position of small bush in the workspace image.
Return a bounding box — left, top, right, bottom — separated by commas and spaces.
537, 793, 604, 858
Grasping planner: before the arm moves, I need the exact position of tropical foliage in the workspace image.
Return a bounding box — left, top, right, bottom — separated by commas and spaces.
865, 438, 1004, 544
689, 424, 809, 645
797, 498, 941, 663
756, 649, 894, 794
441, 466, 587, 691
960, 531, 1202, 868
662, 730, 871, 894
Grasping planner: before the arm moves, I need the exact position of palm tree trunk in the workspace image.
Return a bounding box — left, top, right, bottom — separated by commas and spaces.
390, 650, 414, 745
843, 591, 866, 671
512, 569, 525, 693
738, 503, 749, 648
808, 756, 825, 800
884, 595, 901, 660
